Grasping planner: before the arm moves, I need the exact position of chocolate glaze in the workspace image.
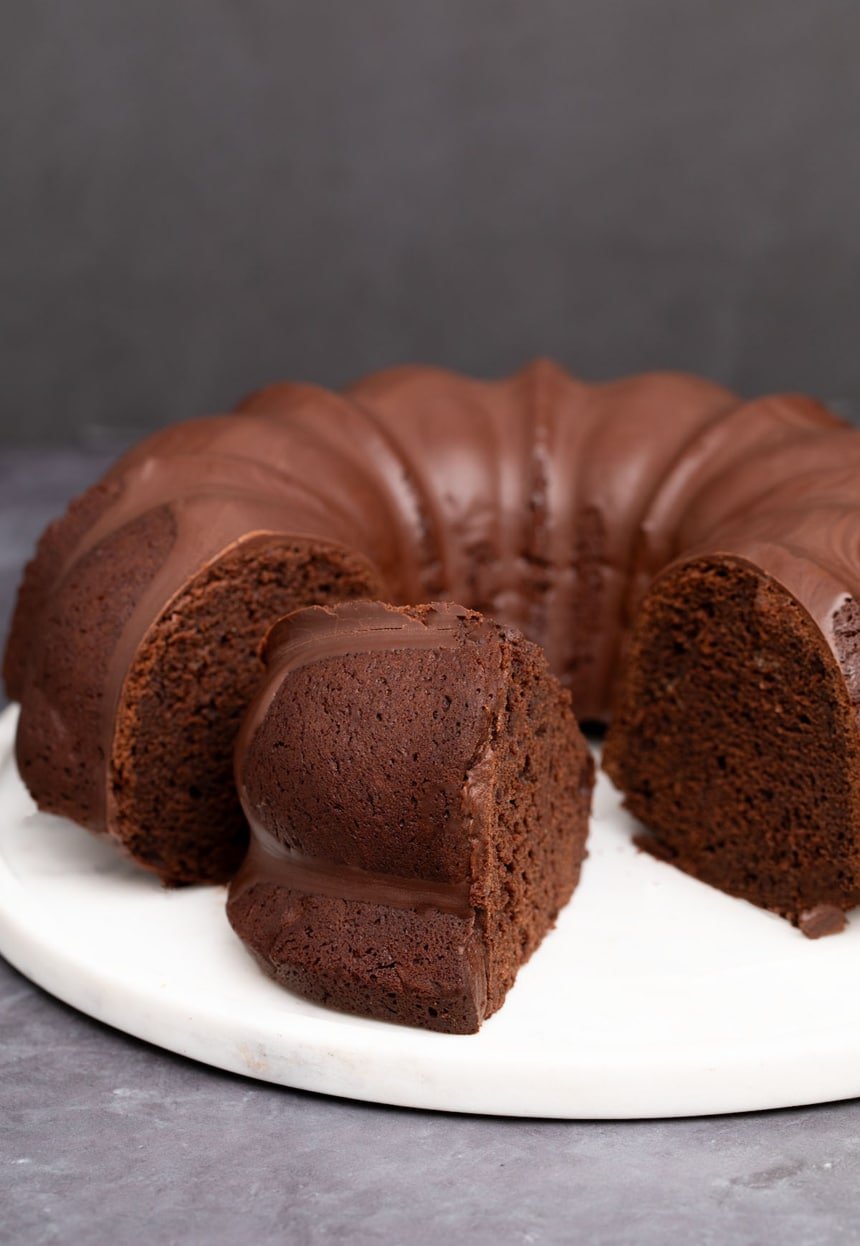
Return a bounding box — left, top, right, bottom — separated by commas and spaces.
235, 383, 435, 602
536, 369, 736, 713
230, 825, 473, 917
631, 394, 841, 618
347, 363, 739, 718
677, 424, 860, 547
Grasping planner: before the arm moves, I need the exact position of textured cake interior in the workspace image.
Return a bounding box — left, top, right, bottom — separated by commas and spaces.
478, 635, 593, 1017
227, 615, 591, 1033
604, 557, 860, 920
110, 540, 378, 884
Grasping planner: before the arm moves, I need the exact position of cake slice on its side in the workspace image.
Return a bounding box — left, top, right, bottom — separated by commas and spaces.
227, 600, 593, 1033
604, 555, 860, 935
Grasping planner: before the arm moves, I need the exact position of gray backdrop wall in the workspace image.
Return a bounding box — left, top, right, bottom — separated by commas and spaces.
4, 1, 860, 445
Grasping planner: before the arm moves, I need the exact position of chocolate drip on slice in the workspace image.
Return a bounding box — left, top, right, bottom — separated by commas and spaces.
230, 826, 472, 916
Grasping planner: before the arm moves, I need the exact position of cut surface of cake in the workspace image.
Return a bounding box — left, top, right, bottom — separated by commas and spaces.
604, 554, 860, 935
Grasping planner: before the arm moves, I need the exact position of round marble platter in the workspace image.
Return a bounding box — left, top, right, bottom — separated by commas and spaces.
2, 705, 860, 1119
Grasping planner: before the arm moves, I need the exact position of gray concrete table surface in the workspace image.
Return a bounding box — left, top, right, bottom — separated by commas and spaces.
3, 446, 860, 1246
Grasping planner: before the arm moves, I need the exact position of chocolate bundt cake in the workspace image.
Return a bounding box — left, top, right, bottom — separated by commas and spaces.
227, 600, 592, 1033
6, 357, 860, 940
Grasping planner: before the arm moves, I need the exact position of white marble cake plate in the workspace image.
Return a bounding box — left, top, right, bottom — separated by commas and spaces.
2, 704, 860, 1119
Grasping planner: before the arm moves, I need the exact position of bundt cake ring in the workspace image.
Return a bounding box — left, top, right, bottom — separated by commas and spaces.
6, 358, 860, 1031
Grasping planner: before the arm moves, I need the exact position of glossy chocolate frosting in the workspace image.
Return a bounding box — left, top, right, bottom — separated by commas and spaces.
345, 361, 739, 716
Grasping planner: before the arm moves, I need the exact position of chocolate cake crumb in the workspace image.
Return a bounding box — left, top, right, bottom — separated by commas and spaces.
797, 904, 847, 939
633, 833, 678, 862
605, 555, 860, 921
